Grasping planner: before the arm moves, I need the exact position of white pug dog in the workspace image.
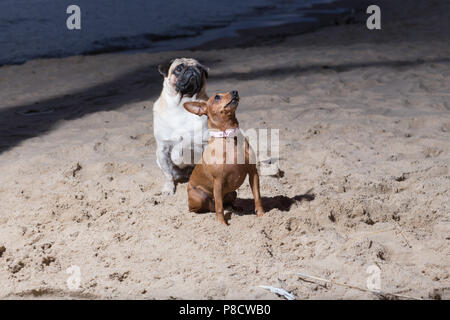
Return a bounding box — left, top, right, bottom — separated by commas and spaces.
153, 58, 209, 195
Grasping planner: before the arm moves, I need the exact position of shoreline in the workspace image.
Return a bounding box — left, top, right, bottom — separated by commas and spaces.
192, 0, 366, 51
0, 0, 364, 68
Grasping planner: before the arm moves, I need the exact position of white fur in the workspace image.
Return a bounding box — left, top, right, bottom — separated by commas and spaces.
153, 76, 208, 195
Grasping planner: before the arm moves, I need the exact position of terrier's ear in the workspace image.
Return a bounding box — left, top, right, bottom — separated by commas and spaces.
157, 59, 174, 77
183, 101, 207, 116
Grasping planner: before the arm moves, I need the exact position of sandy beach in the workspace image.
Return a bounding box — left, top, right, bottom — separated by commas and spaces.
0, 0, 449, 299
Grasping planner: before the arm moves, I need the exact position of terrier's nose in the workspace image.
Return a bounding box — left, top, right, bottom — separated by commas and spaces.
231, 90, 238, 98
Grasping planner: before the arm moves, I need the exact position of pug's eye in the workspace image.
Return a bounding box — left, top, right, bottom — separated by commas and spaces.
175, 65, 183, 73
214, 95, 221, 101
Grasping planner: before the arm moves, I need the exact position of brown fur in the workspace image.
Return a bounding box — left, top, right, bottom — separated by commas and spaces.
184, 92, 264, 225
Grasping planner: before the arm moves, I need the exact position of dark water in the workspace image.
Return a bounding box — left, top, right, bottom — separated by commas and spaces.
0, 0, 335, 66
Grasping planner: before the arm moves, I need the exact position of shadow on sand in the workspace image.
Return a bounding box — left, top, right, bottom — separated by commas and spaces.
1, 56, 447, 155
231, 192, 315, 216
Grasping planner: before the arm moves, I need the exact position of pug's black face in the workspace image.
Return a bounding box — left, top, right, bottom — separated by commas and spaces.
158, 58, 208, 97
174, 63, 204, 96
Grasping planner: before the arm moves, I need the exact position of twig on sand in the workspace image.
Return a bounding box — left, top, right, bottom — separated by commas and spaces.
296, 272, 422, 300
258, 286, 295, 300
393, 220, 412, 248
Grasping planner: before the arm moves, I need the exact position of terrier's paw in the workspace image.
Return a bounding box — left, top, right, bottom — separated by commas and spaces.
161, 181, 176, 195
217, 216, 228, 226
256, 208, 265, 217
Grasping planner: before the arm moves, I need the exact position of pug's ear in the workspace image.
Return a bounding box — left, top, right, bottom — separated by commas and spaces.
183, 101, 207, 116
200, 64, 209, 79
158, 59, 174, 77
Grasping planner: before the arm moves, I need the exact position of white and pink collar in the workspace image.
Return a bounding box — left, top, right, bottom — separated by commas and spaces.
209, 127, 240, 138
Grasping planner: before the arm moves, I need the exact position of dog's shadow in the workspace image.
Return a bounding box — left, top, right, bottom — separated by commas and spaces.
228, 192, 315, 217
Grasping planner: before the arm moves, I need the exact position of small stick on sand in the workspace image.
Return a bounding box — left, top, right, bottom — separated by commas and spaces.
296, 272, 422, 300
393, 220, 412, 248
258, 285, 295, 300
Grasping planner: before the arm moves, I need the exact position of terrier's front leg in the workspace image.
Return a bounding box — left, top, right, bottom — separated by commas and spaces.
249, 166, 265, 216
213, 179, 227, 225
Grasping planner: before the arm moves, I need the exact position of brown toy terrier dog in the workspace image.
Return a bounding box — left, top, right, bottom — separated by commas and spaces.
183, 91, 265, 225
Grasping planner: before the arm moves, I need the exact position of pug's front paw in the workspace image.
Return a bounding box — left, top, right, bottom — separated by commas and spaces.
161, 181, 176, 195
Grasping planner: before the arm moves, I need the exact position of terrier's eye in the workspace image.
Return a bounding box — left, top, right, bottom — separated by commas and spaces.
214, 95, 221, 100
